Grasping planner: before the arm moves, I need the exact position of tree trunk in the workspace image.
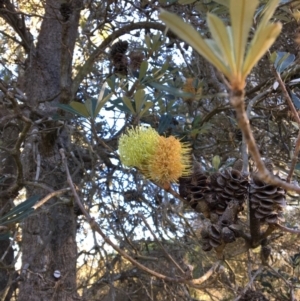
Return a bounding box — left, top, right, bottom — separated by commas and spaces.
18, 0, 82, 300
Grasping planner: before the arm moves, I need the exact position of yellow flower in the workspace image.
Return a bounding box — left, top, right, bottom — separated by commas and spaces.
182, 78, 202, 103
118, 126, 159, 169
118, 126, 192, 187
146, 136, 191, 186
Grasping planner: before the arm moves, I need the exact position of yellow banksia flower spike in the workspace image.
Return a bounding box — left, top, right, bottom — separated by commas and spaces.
146, 136, 191, 188
118, 126, 159, 170
159, 0, 282, 91
118, 126, 192, 188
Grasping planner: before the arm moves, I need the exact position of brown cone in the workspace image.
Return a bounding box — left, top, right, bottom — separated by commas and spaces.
250, 174, 286, 224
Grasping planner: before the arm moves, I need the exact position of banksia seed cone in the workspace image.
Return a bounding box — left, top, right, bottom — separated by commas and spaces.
179, 162, 210, 217
250, 174, 286, 223
209, 169, 248, 215
201, 225, 221, 250
110, 41, 129, 75
232, 159, 243, 172
200, 200, 241, 251
129, 51, 144, 71
110, 41, 128, 57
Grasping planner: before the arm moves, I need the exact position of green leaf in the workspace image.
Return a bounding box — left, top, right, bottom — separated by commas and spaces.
243, 23, 282, 78
159, 10, 230, 78
145, 34, 152, 49
0, 209, 35, 226
57, 103, 89, 118
95, 84, 113, 116
139, 61, 148, 81
207, 14, 235, 72
139, 102, 153, 118
0, 195, 39, 225
106, 97, 132, 113
85, 98, 96, 118
122, 96, 136, 113
212, 155, 221, 170
230, 0, 258, 74
134, 89, 146, 112
106, 75, 116, 92
149, 82, 194, 98
291, 92, 300, 109
70, 102, 90, 118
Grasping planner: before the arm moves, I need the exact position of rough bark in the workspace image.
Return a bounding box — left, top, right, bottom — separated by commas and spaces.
18, 0, 83, 300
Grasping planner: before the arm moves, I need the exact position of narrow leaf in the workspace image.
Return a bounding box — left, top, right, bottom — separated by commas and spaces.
207, 13, 236, 72
178, 0, 196, 4
243, 23, 282, 79
106, 76, 116, 91
145, 35, 152, 49
290, 92, 300, 109
95, 90, 113, 116
57, 103, 89, 118
139, 102, 153, 118
134, 89, 146, 112
84, 99, 95, 118
258, 0, 280, 29
149, 82, 193, 98
277, 53, 295, 73
159, 10, 229, 77
1, 209, 35, 226
69, 102, 90, 118
158, 114, 174, 134
230, 0, 259, 74
122, 96, 136, 113
0, 195, 39, 224
139, 61, 148, 81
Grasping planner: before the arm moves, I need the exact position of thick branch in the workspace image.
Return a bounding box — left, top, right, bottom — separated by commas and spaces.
0, 0, 33, 53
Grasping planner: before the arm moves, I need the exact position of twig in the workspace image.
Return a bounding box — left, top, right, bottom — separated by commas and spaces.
275, 223, 300, 234
274, 70, 300, 183
230, 89, 300, 193
138, 213, 185, 275
233, 266, 264, 301
192, 260, 221, 285
33, 188, 70, 210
